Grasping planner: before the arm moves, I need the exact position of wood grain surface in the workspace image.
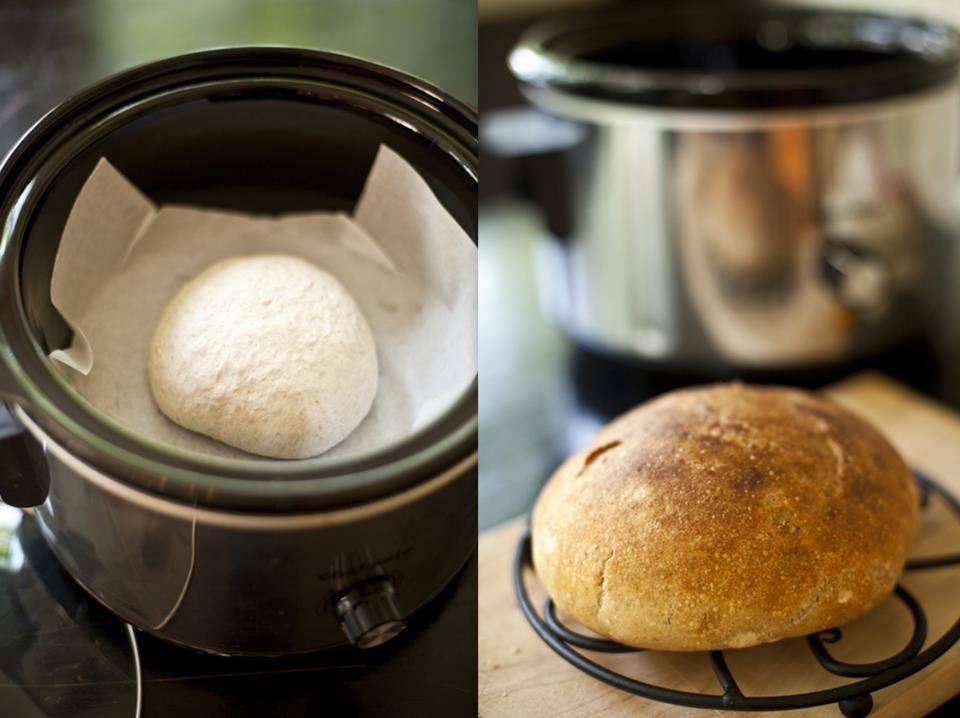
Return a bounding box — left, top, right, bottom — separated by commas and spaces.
479, 373, 960, 717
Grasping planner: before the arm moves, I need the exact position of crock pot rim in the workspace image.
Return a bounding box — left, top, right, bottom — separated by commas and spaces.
509, 4, 960, 109
0, 46, 477, 510
19, 75, 477, 477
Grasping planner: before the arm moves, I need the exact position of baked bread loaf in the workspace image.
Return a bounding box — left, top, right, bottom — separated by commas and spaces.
532, 383, 917, 651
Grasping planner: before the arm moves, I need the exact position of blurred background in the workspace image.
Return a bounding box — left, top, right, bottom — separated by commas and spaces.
479, 4, 960, 712
0, 0, 475, 155
479, 0, 960, 531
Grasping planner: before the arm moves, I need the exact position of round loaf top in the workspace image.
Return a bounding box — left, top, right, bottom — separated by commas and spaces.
532, 383, 918, 651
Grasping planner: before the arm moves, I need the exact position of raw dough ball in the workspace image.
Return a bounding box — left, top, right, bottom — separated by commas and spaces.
148, 255, 378, 459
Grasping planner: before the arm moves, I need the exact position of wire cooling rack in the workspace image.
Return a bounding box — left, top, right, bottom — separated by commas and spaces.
514, 472, 960, 717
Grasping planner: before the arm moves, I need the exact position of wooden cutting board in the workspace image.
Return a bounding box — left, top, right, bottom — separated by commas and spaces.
479, 373, 960, 718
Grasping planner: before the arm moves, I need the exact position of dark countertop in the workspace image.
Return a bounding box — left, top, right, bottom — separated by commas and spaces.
0, 507, 476, 718
0, 2, 476, 717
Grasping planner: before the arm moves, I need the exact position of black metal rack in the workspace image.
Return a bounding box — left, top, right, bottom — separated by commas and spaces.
514, 472, 960, 717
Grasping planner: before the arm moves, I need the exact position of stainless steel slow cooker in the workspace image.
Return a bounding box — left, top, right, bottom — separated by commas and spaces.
0, 47, 477, 656
505, 5, 960, 369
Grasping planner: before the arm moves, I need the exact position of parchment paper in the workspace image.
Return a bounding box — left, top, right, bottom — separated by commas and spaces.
48, 146, 477, 460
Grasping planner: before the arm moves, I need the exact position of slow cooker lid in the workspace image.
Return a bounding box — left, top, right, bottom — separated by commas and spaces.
0, 47, 477, 512
510, 5, 960, 109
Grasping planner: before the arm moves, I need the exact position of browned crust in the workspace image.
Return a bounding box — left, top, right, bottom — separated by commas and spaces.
532, 383, 918, 651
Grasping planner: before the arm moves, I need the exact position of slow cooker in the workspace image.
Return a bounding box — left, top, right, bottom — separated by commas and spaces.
504, 4, 960, 370
0, 47, 477, 656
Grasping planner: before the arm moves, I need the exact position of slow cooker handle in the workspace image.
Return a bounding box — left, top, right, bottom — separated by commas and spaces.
0, 405, 49, 508
481, 106, 585, 239
0, 297, 51, 506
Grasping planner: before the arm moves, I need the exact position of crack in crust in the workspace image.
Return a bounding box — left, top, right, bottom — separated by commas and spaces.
825, 436, 846, 494
597, 551, 615, 618
577, 440, 622, 477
